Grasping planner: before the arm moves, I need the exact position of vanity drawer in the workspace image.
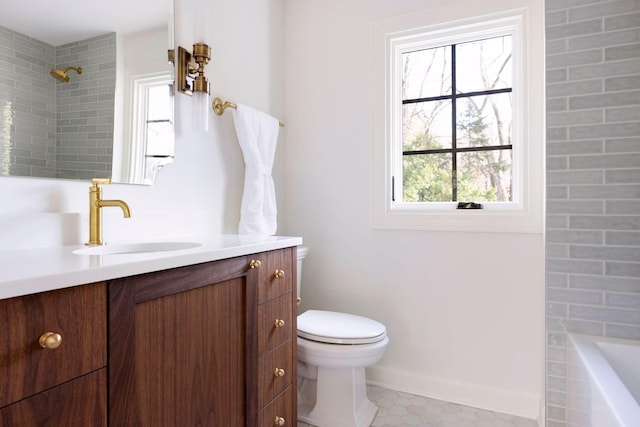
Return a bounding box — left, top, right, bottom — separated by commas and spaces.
258, 293, 293, 356
258, 340, 294, 408
0, 368, 107, 426
257, 248, 295, 304
0, 282, 107, 408
258, 386, 294, 427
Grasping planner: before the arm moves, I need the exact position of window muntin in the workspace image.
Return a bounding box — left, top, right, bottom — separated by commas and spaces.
399, 35, 514, 204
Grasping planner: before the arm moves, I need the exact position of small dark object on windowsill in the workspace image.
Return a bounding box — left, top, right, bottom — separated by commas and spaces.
457, 202, 483, 209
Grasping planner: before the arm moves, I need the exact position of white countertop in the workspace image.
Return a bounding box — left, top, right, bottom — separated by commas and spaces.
0, 234, 302, 300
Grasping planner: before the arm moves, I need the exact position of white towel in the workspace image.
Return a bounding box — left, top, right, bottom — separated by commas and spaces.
232, 104, 280, 235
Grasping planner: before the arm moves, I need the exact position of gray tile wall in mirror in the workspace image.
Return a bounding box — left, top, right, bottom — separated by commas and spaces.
0, 26, 115, 179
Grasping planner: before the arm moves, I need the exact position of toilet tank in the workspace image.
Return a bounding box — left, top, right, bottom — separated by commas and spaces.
296, 246, 309, 298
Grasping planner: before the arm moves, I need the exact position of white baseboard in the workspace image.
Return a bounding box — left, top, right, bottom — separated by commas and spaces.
538, 399, 545, 427
366, 365, 541, 422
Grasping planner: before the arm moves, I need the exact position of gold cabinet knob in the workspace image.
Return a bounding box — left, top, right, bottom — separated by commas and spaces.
273, 368, 285, 377
39, 332, 62, 350
273, 269, 285, 279
274, 416, 286, 426
297, 297, 301, 305
249, 259, 262, 269
274, 319, 286, 328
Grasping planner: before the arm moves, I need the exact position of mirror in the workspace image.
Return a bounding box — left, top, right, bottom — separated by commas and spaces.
0, 0, 174, 185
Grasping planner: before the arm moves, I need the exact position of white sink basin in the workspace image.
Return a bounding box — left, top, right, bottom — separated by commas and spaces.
73, 241, 202, 256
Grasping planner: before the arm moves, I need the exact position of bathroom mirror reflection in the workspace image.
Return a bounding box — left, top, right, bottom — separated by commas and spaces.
0, 0, 175, 185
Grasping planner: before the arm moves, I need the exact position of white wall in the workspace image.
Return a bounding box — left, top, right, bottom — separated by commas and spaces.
282, 0, 544, 420
0, 0, 287, 247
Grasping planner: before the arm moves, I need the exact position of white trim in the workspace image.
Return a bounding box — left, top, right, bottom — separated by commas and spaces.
127, 72, 173, 184
366, 365, 541, 421
372, 7, 543, 233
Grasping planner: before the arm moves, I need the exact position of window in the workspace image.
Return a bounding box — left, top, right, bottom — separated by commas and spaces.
129, 73, 174, 185
142, 81, 174, 184
373, 8, 543, 232
401, 35, 513, 203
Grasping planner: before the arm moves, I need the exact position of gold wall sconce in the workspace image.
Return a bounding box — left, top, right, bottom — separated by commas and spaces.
176, 43, 212, 95
177, 43, 212, 130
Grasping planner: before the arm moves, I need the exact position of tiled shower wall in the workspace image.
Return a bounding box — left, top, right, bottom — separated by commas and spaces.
0, 27, 114, 179
55, 33, 115, 180
0, 26, 57, 177
545, 0, 640, 426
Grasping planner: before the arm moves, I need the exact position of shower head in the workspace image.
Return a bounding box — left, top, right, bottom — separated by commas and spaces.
50, 66, 83, 83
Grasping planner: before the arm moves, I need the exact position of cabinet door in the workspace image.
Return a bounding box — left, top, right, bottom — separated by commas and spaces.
258, 386, 294, 427
258, 248, 295, 305
0, 369, 107, 427
0, 282, 106, 408
258, 341, 294, 408
108, 256, 258, 427
258, 294, 293, 356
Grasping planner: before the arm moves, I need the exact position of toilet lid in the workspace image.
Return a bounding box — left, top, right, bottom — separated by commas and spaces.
297, 310, 387, 344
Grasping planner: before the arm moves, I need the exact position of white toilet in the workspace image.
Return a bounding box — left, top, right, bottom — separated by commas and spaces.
296, 246, 389, 427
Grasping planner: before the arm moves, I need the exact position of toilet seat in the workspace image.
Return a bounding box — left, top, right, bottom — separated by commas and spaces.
297, 310, 386, 344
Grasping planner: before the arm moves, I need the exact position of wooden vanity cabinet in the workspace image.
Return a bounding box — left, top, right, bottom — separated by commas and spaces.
108, 246, 297, 427
0, 245, 297, 427
0, 282, 107, 426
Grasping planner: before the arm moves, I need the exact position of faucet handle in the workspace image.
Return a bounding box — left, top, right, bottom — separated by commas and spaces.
91, 178, 111, 187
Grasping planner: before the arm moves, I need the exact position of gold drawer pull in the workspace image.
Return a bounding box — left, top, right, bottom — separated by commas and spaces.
273, 269, 285, 279
274, 319, 286, 328
249, 259, 262, 269
273, 368, 285, 377
274, 416, 286, 426
39, 332, 62, 350
297, 297, 301, 305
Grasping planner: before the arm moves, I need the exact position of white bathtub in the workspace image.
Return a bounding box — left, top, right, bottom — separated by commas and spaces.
567, 334, 640, 427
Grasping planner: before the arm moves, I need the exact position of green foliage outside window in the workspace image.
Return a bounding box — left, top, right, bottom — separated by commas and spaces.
403, 101, 510, 202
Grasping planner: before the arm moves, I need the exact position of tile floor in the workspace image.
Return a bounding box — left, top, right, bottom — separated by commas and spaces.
297, 385, 538, 427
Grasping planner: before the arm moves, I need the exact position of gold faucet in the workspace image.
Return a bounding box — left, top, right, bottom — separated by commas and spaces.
86, 178, 131, 246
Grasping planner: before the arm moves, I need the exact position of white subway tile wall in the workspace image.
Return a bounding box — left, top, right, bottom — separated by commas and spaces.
545, 0, 640, 426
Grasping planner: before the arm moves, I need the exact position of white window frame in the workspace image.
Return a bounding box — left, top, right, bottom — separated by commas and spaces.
372, 8, 543, 233
128, 72, 173, 184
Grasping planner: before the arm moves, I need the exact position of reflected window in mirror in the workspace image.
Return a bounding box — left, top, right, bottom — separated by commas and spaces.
127, 73, 174, 185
